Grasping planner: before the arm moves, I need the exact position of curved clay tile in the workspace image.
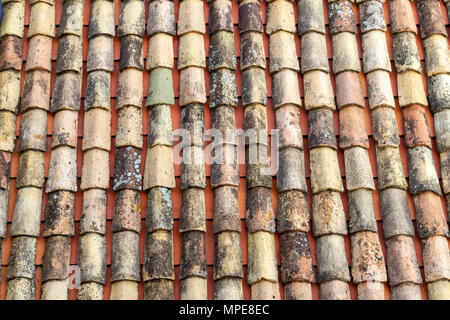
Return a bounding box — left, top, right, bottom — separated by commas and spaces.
177, 0, 208, 300
108, 0, 144, 300
358, 0, 422, 300
39, 0, 83, 300
239, 0, 280, 300
0, 0, 23, 299
142, 0, 176, 300
267, 0, 314, 300
208, 0, 243, 300
415, 0, 450, 299
329, 0, 387, 300
299, 0, 350, 300
76, 0, 114, 300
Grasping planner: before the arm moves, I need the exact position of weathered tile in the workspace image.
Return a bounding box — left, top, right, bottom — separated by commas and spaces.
246, 187, 275, 233
87, 0, 114, 38
109, 280, 139, 300
344, 147, 375, 191
275, 105, 303, 150
303, 70, 336, 111
178, 32, 206, 70
21, 70, 51, 112
16, 150, 44, 188
386, 235, 423, 286
277, 190, 309, 233
46, 146, 77, 192
243, 104, 268, 144
59, 0, 84, 37
148, 104, 172, 147
339, 105, 369, 149
144, 279, 174, 300
214, 277, 243, 300
240, 32, 265, 70
177, 0, 206, 36
143, 230, 175, 280
376, 146, 408, 190
348, 188, 378, 234
434, 109, 450, 152
84, 71, 111, 111
362, 30, 391, 73
407, 146, 441, 195
238, 1, 263, 34
212, 185, 241, 233
0, 0, 25, 38
301, 32, 329, 73
266, 0, 296, 35
0, 188, 8, 236
146, 68, 175, 107
117, 68, 143, 109
50, 72, 82, 112
147, 34, 174, 70
6, 236, 36, 279
298, 0, 325, 35
366, 70, 395, 109
247, 231, 278, 284
413, 191, 449, 239
372, 107, 400, 147
209, 0, 233, 34
422, 236, 450, 283
179, 67, 206, 107
397, 71, 428, 108
86, 36, 114, 73
147, 0, 176, 36
308, 108, 337, 149
316, 234, 351, 283
427, 74, 450, 113
113, 189, 141, 232
55, 35, 82, 74
388, 0, 417, 34
119, 35, 144, 71
441, 150, 450, 195
10, 187, 42, 236
0, 35, 22, 71
423, 35, 450, 76
332, 32, 360, 74
50, 110, 78, 149
393, 32, 421, 73
82, 108, 111, 151
28, 2, 55, 38
269, 31, 299, 74
0, 151, 11, 190
284, 282, 312, 300
0, 110, 16, 152
272, 70, 301, 109
110, 231, 141, 281
6, 278, 35, 300
312, 189, 347, 237
116, 106, 143, 148
249, 280, 281, 300
403, 105, 432, 149
417, 0, 447, 39
80, 148, 110, 190
211, 145, 239, 188
351, 231, 387, 283
335, 72, 365, 109
18, 108, 47, 152
180, 145, 206, 190
42, 190, 75, 237
180, 188, 206, 232
118, 0, 145, 38
277, 148, 307, 192
427, 279, 450, 300
113, 146, 142, 191
245, 145, 272, 188
146, 187, 173, 232
359, 0, 386, 33
41, 235, 71, 281
0, 69, 20, 113
309, 147, 344, 194
214, 231, 243, 280
180, 231, 207, 279
209, 31, 236, 71
180, 103, 204, 147
80, 188, 107, 235
143, 145, 176, 189
209, 69, 238, 108
328, 1, 357, 34
78, 233, 106, 284
380, 188, 415, 239
211, 106, 238, 145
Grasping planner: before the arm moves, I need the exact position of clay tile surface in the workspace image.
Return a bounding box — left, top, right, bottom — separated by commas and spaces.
0, 0, 449, 301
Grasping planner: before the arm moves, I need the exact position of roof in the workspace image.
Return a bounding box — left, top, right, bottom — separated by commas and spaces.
0, 0, 448, 300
